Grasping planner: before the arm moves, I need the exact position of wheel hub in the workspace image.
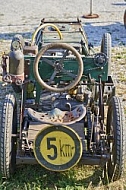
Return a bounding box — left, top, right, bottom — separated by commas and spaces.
54, 61, 64, 72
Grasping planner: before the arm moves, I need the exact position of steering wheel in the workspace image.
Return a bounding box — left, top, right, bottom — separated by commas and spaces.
33, 43, 83, 92
31, 23, 63, 45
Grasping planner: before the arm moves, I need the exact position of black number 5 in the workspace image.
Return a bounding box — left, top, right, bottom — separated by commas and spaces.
47, 138, 57, 160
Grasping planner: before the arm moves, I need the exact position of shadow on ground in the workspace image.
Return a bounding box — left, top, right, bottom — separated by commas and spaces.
112, 2, 126, 6
0, 31, 32, 41
83, 21, 126, 47
0, 20, 125, 47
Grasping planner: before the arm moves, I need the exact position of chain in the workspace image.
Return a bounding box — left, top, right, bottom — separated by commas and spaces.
86, 106, 93, 150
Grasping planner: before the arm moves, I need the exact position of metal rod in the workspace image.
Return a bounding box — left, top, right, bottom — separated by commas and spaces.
90, 0, 93, 15
16, 154, 110, 166
83, 0, 99, 19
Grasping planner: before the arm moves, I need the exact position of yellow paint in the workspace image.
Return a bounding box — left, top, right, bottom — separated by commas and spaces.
31, 23, 63, 45
34, 125, 83, 171
40, 131, 75, 165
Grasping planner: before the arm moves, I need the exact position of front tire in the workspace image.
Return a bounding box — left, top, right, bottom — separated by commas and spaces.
0, 94, 17, 178
106, 96, 126, 181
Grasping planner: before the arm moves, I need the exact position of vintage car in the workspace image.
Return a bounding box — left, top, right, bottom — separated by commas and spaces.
0, 18, 125, 182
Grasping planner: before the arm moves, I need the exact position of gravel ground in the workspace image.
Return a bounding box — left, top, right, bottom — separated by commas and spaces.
0, 0, 126, 105
0, 0, 126, 47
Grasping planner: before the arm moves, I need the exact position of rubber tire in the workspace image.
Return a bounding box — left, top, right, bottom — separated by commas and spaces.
101, 33, 111, 76
124, 9, 126, 29
0, 94, 17, 178
106, 96, 126, 181
33, 43, 83, 92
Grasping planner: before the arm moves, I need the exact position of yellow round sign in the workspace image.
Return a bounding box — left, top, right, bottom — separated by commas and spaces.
34, 125, 82, 171
40, 131, 75, 165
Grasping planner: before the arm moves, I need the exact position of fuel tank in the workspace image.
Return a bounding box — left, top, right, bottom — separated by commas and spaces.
9, 49, 24, 75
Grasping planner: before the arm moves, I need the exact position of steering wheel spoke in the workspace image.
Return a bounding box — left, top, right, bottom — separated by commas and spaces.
48, 70, 57, 85
42, 57, 54, 67
61, 68, 76, 78
59, 50, 69, 64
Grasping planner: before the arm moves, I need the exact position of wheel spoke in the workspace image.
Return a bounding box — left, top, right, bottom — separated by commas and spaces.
59, 50, 69, 64
48, 70, 57, 85
61, 68, 76, 78
42, 58, 54, 67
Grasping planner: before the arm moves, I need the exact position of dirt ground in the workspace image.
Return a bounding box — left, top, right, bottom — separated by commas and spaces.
0, 0, 126, 47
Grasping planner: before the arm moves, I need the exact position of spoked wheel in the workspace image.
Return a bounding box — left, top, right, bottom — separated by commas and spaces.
101, 33, 111, 76
106, 96, 126, 181
0, 94, 17, 178
33, 43, 83, 92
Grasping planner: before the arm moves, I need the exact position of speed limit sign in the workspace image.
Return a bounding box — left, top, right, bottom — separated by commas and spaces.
33, 125, 82, 171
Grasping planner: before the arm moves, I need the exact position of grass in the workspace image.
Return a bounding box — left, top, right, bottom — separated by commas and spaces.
0, 165, 88, 189
119, 73, 126, 82
0, 164, 125, 190
0, 44, 126, 190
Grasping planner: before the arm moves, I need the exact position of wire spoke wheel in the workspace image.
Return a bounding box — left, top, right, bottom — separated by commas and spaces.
0, 94, 17, 178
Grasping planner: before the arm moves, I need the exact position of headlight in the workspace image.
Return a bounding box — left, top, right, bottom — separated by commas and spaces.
11, 35, 24, 51
11, 40, 20, 50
